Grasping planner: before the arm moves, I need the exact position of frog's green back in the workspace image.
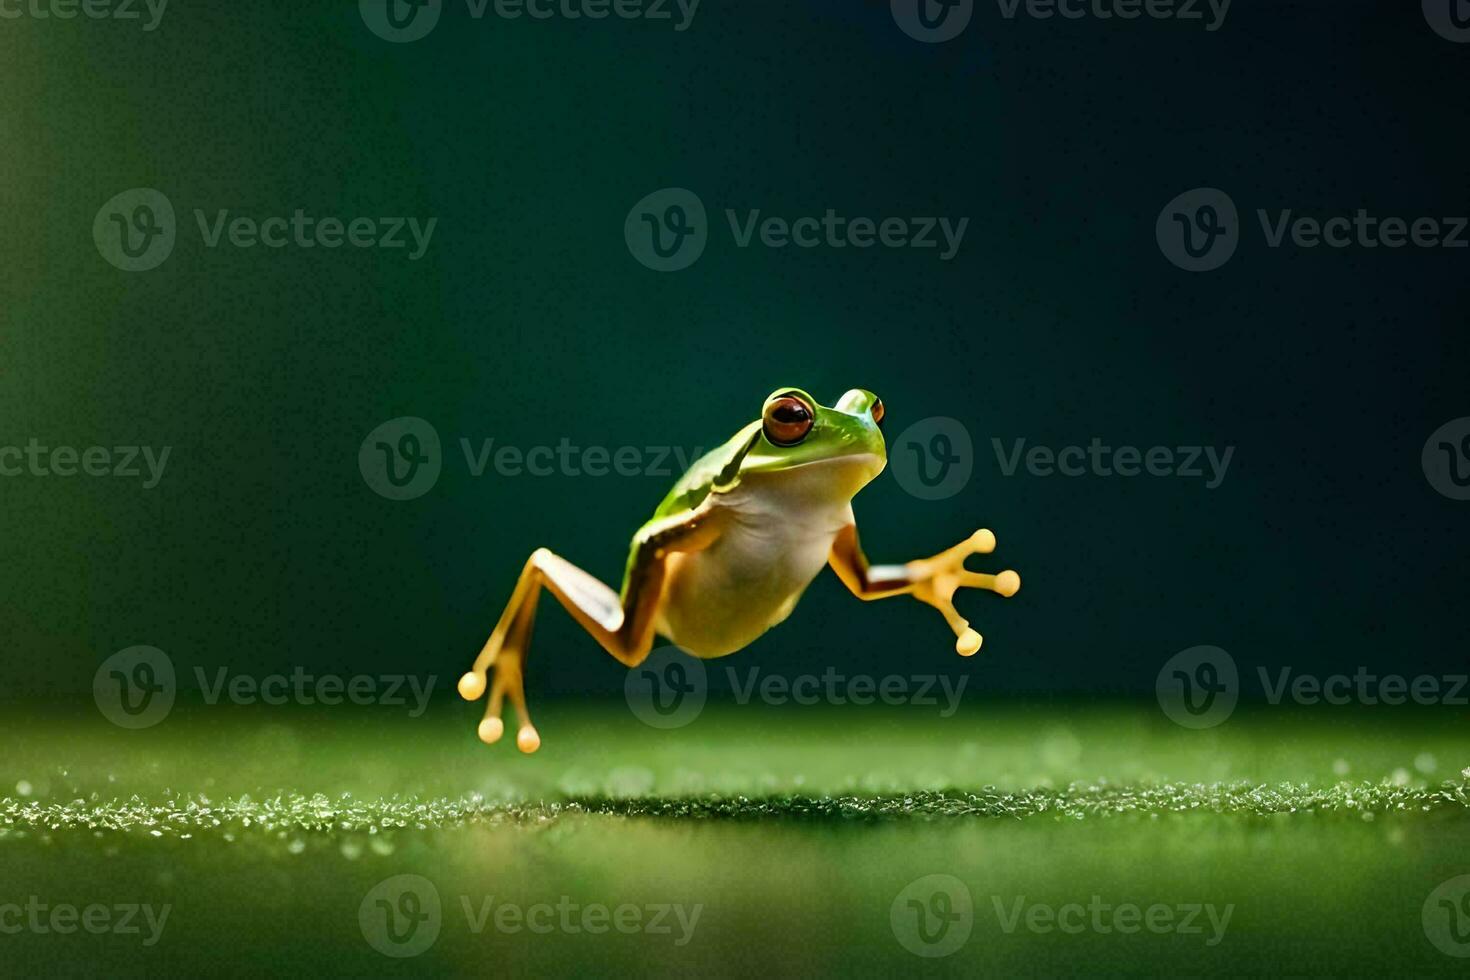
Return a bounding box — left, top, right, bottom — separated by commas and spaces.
650, 421, 762, 520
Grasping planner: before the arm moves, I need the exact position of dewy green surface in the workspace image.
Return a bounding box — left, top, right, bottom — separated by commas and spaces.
2, 701, 1468, 975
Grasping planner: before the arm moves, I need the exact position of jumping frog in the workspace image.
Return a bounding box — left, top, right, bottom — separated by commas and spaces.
457, 387, 1022, 752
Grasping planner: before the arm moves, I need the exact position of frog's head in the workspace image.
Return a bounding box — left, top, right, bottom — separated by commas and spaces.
735, 387, 887, 497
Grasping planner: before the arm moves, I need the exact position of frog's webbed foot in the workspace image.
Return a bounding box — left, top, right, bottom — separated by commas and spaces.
458, 603, 544, 754
906, 529, 1020, 656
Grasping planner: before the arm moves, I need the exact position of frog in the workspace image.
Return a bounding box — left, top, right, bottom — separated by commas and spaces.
457, 387, 1022, 753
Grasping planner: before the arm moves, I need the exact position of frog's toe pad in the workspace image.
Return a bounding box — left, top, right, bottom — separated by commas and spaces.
458, 671, 487, 701
478, 717, 505, 744
517, 725, 542, 754
956, 628, 983, 656
970, 529, 996, 553
995, 570, 1021, 597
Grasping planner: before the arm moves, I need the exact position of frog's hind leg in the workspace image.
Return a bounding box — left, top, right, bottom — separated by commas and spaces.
457, 549, 622, 753
458, 504, 725, 753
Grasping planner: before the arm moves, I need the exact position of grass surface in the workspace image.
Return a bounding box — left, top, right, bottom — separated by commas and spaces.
5, 781, 1469, 837
3, 698, 1469, 976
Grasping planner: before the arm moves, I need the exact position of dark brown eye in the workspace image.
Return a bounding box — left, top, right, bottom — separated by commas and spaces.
871, 398, 885, 427
763, 396, 814, 446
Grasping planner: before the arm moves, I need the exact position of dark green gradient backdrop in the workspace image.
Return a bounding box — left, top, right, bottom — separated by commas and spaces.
1, 1, 1466, 699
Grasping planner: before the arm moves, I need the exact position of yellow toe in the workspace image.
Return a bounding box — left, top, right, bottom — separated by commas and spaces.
477, 717, 504, 744
458, 672, 486, 701
995, 570, 1021, 597
956, 628, 983, 656
971, 529, 996, 553
517, 726, 541, 754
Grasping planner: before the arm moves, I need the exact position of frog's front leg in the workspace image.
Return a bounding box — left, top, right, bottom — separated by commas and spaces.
457, 504, 724, 752
828, 525, 1020, 656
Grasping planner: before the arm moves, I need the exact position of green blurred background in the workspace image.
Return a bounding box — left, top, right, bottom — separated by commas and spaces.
2, 1, 1466, 701
3, 4, 1470, 975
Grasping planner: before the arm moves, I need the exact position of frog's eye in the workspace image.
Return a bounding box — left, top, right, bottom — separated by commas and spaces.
871, 398, 885, 427
763, 395, 815, 446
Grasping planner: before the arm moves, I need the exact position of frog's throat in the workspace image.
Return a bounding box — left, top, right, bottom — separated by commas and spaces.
733, 451, 887, 505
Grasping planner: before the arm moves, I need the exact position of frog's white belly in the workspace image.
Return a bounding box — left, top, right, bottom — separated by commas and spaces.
653, 462, 871, 658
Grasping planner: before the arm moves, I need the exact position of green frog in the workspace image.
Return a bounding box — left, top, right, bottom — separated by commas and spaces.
458, 387, 1021, 752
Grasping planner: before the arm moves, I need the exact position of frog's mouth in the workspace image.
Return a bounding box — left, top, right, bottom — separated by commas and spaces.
776, 451, 887, 492
826, 450, 885, 478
